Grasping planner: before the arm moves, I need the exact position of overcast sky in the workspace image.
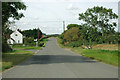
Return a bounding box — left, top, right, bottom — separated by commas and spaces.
12, 0, 119, 34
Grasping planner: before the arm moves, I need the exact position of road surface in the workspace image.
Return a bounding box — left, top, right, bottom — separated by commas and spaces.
3, 37, 118, 78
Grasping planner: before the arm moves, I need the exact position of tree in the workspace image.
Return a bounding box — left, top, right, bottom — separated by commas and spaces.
64, 27, 80, 42
67, 24, 80, 30
22, 28, 43, 39
24, 37, 34, 46
2, 2, 26, 38
79, 6, 118, 37
2, 2, 26, 52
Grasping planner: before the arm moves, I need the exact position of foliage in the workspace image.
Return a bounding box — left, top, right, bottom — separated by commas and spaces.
2, 2, 26, 37
65, 41, 83, 47
58, 33, 64, 39
47, 34, 60, 38
67, 24, 80, 30
2, 37, 13, 52
2, 2, 26, 52
59, 6, 118, 49
22, 28, 42, 39
39, 38, 48, 47
2, 41, 13, 52
24, 37, 35, 46
79, 6, 118, 37
64, 27, 80, 42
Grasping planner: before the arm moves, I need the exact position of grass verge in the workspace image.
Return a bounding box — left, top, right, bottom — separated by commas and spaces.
2, 50, 34, 71
71, 48, 119, 66
57, 37, 119, 66
13, 46, 42, 50
41, 38, 48, 47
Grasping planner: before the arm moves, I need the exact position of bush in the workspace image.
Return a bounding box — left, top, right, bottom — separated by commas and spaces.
2, 41, 12, 53
65, 41, 82, 47
59, 33, 64, 39
39, 42, 44, 47
24, 37, 35, 46
64, 27, 80, 42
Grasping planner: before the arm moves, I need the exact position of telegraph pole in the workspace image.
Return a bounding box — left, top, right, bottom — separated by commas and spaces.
38, 27, 39, 42
63, 21, 65, 32
36, 27, 39, 47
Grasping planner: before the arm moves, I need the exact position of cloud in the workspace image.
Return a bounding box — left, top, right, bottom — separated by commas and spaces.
67, 4, 79, 10
21, 0, 119, 3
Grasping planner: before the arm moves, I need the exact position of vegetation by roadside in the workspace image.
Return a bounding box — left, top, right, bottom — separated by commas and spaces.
13, 45, 42, 50
57, 37, 119, 66
40, 38, 48, 47
2, 50, 34, 71
71, 48, 119, 66
12, 38, 48, 50
92, 44, 118, 51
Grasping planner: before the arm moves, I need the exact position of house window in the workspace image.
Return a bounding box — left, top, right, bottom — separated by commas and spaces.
18, 40, 20, 43
15, 34, 18, 36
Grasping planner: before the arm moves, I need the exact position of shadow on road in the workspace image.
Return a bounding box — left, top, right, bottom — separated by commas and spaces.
19, 54, 97, 65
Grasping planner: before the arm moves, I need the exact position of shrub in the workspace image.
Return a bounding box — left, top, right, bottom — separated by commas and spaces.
67, 24, 80, 30
2, 38, 12, 52
39, 42, 44, 47
24, 37, 35, 46
65, 41, 82, 47
59, 33, 64, 39
64, 27, 80, 42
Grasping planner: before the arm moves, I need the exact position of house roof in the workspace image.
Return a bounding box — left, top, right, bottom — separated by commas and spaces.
11, 30, 23, 36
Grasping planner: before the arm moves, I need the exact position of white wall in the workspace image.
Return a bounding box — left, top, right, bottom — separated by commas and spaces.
10, 30, 23, 44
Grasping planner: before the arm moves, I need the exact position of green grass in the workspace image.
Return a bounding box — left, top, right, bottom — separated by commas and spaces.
41, 38, 48, 47
71, 48, 119, 66
2, 50, 34, 71
2, 38, 49, 71
13, 46, 42, 50
57, 37, 119, 66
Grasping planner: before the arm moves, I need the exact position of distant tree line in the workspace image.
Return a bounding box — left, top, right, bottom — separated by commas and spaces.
59, 6, 119, 49
22, 28, 43, 46
22, 28, 42, 39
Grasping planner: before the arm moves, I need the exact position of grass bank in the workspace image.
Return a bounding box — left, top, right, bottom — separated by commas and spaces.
57, 37, 119, 66
2, 50, 34, 71
71, 48, 119, 66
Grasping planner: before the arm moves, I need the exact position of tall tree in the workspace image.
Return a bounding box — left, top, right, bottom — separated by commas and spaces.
79, 6, 118, 37
2, 2, 26, 38
22, 28, 43, 39
2, 2, 26, 52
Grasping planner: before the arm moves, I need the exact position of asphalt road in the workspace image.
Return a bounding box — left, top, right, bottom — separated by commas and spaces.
3, 37, 118, 78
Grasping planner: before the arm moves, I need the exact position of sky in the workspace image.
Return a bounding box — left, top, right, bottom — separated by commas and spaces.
11, 0, 119, 35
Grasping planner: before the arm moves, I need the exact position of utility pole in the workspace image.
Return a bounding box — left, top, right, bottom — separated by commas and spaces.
63, 21, 65, 32
36, 27, 39, 47
38, 27, 39, 42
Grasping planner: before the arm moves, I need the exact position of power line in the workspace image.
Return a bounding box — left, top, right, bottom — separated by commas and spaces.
15, 20, 80, 23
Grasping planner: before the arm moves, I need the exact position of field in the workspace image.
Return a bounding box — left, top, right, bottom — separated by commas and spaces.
2, 50, 34, 71
92, 44, 118, 51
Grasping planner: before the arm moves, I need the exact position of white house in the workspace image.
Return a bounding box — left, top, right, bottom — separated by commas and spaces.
7, 30, 23, 44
